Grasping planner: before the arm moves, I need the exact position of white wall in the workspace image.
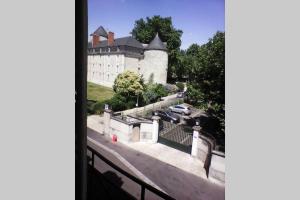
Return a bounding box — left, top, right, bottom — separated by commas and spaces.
140, 122, 153, 142
88, 49, 168, 87
109, 118, 133, 143
87, 54, 125, 87
124, 56, 140, 73
140, 50, 168, 84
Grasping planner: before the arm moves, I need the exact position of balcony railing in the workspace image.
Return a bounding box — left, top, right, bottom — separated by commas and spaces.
87, 145, 175, 200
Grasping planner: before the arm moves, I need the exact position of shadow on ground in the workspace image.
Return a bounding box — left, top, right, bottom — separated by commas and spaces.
87, 165, 136, 200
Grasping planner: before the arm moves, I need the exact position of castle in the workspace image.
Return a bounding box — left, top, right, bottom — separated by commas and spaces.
87, 26, 168, 87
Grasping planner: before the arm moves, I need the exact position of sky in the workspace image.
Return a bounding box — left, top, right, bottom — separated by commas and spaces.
88, 0, 224, 50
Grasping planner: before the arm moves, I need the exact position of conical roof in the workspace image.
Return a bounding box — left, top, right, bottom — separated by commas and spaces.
146, 33, 167, 51
90, 26, 108, 38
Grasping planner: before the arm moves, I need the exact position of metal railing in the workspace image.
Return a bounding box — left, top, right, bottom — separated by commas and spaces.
87, 145, 175, 200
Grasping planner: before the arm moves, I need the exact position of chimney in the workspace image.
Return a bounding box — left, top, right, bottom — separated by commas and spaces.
108, 31, 114, 46
92, 34, 100, 48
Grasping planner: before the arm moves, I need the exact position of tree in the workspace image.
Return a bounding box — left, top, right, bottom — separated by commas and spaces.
186, 43, 201, 57
113, 70, 145, 97
131, 15, 183, 81
185, 31, 225, 133
143, 83, 168, 104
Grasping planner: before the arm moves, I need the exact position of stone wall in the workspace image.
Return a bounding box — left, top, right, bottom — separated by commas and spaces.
87, 54, 125, 87
124, 56, 140, 73
208, 151, 225, 185
109, 117, 133, 143
139, 122, 153, 142
103, 111, 155, 144
121, 97, 183, 116
140, 50, 168, 84
87, 48, 168, 87
192, 129, 225, 185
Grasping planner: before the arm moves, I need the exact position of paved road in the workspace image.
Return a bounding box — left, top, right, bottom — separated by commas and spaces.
87, 128, 225, 200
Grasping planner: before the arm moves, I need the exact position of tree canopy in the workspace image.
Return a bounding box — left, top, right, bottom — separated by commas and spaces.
131, 15, 183, 81
113, 70, 145, 97
185, 31, 225, 132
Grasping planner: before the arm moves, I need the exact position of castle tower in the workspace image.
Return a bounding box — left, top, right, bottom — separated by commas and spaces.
142, 33, 168, 84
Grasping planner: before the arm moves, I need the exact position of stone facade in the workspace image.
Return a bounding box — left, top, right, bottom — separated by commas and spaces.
87, 50, 168, 87
87, 54, 125, 87
87, 26, 168, 87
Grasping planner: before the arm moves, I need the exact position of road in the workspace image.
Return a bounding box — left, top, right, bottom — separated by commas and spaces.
87, 128, 225, 200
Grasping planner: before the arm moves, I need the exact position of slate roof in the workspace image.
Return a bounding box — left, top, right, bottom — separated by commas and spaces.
146, 33, 167, 51
90, 26, 108, 38
89, 36, 144, 49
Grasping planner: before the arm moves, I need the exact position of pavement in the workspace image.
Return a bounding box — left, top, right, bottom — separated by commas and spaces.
124, 139, 207, 179
88, 115, 207, 179
87, 128, 225, 200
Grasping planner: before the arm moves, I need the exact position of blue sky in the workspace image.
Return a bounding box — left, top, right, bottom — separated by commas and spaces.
88, 0, 224, 50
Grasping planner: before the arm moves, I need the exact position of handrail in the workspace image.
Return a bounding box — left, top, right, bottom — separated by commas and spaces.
87, 145, 175, 200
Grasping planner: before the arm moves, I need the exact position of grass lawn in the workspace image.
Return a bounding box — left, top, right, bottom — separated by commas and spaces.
87, 82, 114, 102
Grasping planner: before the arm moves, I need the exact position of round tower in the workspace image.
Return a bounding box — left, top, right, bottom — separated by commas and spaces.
142, 33, 168, 84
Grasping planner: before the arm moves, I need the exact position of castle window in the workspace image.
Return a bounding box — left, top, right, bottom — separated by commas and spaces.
108, 48, 110, 52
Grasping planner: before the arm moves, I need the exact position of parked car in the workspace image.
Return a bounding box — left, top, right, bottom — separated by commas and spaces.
169, 104, 192, 115
152, 110, 180, 124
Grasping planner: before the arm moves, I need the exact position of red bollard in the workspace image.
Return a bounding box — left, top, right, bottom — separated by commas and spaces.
112, 134, 117, 142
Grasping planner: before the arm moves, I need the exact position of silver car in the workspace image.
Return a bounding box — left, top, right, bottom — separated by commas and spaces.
168, 104, 192, 115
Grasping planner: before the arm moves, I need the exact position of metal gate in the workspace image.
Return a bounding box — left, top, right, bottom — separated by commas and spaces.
158, 121, 193, 154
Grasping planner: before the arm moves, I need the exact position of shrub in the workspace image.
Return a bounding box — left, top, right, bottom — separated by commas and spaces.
176, 82, 185, 91
93, 101, 105, 114
87, 100, 106, 115
143, 83, 168, 104
107, 94, 127, 111
87, 100, 97, 115
164, 83, 178, 94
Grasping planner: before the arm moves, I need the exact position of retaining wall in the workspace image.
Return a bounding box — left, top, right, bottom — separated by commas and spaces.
121, 97, 183, 116
208, 151, 225, 185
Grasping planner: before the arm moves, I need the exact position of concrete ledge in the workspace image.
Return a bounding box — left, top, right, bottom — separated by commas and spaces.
208, 153, 225, 185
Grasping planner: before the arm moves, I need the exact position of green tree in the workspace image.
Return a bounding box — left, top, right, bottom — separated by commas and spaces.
113, 70, 145, 97
186, 31, 225, 133
131, 15, 183, 81
186, 43, 201, 57
143, 83, 168, 104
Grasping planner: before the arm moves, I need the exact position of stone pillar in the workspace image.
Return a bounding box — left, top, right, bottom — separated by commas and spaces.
191, 124, 201, 157
103, 108, 112, 136
151, 116, 161, 143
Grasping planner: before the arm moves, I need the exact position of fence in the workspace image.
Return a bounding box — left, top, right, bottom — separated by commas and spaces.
87, 145, 175, 200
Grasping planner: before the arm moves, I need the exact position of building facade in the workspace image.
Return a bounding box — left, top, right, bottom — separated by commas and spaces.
87, 26, 168, 87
